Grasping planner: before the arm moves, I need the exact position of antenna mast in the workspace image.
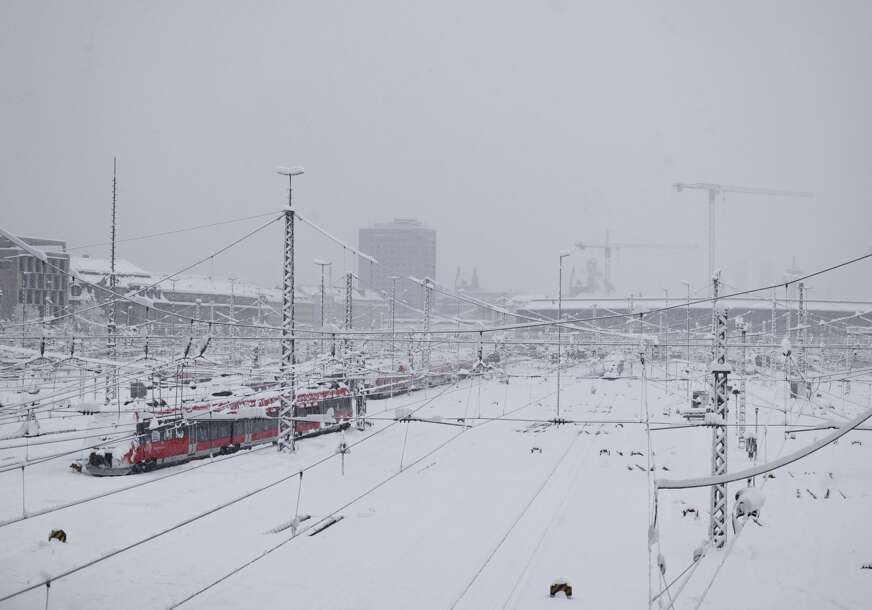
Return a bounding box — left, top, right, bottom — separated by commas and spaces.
106, 158, 119, 410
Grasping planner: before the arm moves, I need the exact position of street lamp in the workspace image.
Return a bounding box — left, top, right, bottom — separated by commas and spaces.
557, 249, 571, 418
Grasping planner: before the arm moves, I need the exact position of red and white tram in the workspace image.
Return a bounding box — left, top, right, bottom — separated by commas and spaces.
85, 383, 355, 475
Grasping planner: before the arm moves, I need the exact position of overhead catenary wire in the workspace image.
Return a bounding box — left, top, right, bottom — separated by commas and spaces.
66, 211, 284, 251
0, 370, 497, 528
449, 427, 585, 609
4, 214, 284, 331
0, 374, 482, 604
169, 367, 586, 608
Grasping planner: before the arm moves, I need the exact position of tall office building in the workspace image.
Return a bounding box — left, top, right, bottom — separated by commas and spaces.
358, 218, 436, 309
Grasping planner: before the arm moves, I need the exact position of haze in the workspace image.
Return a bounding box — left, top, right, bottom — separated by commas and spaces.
2, 1, 870, 299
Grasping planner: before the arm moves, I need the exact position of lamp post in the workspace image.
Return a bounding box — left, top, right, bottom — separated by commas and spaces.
557, 250, 571, 418
277, 165, 304, 452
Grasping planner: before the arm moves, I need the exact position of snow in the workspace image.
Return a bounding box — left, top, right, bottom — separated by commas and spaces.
0, 362, 870, 609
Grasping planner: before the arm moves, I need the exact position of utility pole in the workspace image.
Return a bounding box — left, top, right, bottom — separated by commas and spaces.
389, 276, 399, 399
557, 250, 570, 418
422, 277, 432, 369
390, 276, 398, 347
194, 299, 202, 337
798, 282, 808, 378
709, 273, 730, 548
591, 303, 598, 359
314, 260, 331, 355
344, 271, 356, 363
771, 289, 778, 375
737, 318, 748, 449
106, 157, 118, 411
277, 166, 304, 452
228, 278, 236, 338
771, 289, 777, 341
681, 281, 691, 404
662, 288, 669, 392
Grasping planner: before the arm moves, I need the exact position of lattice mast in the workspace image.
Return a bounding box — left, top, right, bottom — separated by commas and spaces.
278, 167, 303, 452
709, 273, 730, 548
422, 277, 432, 369
737, 318, 748, 449
106, 157, 118, 408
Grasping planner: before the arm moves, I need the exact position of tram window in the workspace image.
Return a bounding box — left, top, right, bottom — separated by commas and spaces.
152, 430, 160, 442
198, 426, 208, 442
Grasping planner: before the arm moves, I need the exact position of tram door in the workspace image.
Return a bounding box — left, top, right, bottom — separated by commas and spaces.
188, 423, 197, 455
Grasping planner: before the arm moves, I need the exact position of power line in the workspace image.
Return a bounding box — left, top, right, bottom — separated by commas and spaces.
0, 375, 476, 603
450, 428, 585, 608
169, 370, 581, 608
66, 211, 284, 251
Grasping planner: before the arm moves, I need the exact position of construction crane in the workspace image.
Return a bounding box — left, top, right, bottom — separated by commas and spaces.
673, 183, 812, 289
575, 230, 696, 294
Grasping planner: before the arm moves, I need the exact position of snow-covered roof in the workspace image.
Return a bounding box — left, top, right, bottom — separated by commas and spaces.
154, 274, 281, 300
70, 255, 150, 278
520, 296, 872, 314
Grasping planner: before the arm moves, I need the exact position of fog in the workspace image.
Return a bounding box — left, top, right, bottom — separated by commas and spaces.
2, 0, 870, 299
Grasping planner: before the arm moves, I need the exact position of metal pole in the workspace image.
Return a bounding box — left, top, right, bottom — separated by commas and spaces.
771, 289, 778, 376
422, 278, 432, 369
278, 167, 303, 452
314, 261, 331, 354
344, 272, 353, 361
798, 282, 807, 378
557, 252, 569, 418
390, 276, 398, 398
706, 187, 718, 295
709, 273, 729, 548
106, 157, 118, 409
738, 320, 747, 449
663, 288, 669, 392
229, 278, 236, 338
684, 281, 691, 404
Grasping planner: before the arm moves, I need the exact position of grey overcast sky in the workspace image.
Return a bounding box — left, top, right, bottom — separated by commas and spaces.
2, 1, 870, 299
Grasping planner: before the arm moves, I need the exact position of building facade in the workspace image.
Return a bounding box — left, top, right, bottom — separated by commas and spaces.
68, 256, 387, 335
358, 218, 436, 309
0, 236, 70, 321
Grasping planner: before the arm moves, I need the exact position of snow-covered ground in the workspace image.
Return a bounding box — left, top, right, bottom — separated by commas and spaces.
0, 361, 870, 609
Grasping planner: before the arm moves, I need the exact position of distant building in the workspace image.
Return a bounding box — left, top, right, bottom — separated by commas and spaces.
0, 236, 69, 321
68, 255, 387, 334
358, 218, 436, 309
70, 255, 282, 330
